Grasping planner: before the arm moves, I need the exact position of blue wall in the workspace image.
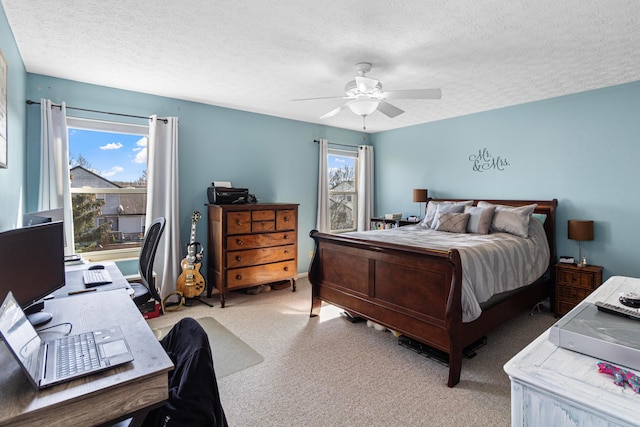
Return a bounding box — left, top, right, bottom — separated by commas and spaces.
0, 6, 27, 231
372, 82, 640, 281
23, 74, 365, 272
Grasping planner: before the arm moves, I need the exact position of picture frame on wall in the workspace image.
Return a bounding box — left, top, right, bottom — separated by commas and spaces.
0, 49, 7, 168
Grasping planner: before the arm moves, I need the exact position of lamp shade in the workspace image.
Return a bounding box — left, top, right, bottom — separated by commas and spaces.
413, 189, 428, 203
568, 220, 594, 241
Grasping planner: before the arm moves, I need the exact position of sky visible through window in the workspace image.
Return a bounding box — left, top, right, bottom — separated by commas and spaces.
68, 128, 147, 183
328, 154, 354, 171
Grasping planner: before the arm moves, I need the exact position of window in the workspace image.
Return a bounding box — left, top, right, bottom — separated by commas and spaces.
67, 117, 149, 259
328, 149, 358, 233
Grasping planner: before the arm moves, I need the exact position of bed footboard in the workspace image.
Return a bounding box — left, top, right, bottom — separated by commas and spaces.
308, 230, 465, 387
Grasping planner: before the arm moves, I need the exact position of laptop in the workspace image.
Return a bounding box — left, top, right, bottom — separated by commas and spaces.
0, 291, 134, 389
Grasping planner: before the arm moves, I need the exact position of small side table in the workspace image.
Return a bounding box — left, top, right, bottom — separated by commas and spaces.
554, 263, 603, 317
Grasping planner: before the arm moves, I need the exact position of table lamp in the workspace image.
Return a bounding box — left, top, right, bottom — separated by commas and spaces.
568, 219, 594, 267
413, 189, 428, 219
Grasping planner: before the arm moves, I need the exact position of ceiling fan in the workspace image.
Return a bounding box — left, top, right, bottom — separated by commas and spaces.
293, 62, 442, 128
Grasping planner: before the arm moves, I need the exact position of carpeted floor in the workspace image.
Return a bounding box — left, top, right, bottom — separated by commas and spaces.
146, 277, 556, 427
151, 316, 263, 379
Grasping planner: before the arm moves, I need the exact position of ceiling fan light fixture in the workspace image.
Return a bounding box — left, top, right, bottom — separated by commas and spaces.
349, 100, 379, 117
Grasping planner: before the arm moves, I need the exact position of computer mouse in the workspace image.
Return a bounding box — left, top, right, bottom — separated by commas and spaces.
88, 264, 105, 270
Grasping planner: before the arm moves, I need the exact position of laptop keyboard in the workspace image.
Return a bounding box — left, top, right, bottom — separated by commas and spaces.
82, 269, 112, 286
56, 332, 100, 377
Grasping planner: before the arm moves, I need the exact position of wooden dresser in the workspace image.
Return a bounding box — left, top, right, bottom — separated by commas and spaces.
207, 203, 298, 307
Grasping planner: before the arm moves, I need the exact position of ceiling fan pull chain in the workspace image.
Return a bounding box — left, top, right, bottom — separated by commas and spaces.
362, 115, 367, 130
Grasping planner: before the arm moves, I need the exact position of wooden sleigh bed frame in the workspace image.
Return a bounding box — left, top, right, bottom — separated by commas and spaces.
308, 199, 557, 387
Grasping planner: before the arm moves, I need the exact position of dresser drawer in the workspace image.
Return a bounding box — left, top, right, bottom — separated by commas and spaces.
556, 285, 590, 302
252, 220, 275, 232
227, 260, 296, 289
227, 211, 251, 234
252, 210, 275, 221
556, 269, 594, 289
227, 231, 294, 251
227, 245, 295, 268
276, 209, 296, 230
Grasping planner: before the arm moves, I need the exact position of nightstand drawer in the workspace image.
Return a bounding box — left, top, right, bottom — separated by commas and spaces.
556, 285, 591, 302
555, 300, 578, 318
556, 270, 594, 289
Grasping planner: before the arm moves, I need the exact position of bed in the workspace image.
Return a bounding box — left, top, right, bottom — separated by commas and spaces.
308, 199, 557, 387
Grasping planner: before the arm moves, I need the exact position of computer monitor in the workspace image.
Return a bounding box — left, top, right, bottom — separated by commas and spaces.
0, 221, 66, 326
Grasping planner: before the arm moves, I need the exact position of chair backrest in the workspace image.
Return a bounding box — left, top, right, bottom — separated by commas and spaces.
138, 217, 166, 302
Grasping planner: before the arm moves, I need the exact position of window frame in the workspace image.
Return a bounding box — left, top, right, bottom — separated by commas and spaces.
66, 116, 149, 261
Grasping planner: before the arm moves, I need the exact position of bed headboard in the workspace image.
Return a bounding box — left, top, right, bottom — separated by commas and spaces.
428, 198, 558, 268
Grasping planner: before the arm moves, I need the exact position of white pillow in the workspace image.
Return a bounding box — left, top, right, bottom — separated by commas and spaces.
477, 202, 537, 238
420, 200, 473, 228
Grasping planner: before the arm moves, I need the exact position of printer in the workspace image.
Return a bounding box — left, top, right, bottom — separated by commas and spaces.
207, 186, 251, 204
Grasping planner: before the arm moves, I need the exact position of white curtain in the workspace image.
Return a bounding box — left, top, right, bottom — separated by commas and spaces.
357, 145, 374, 231
146, 116, 182, 299
316, 139, 331, 232
39, 99, 75, 255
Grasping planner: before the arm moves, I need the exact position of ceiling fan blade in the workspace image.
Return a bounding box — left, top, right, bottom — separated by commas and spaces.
355, 76, 380, 93
382, 88, 442, 100
320, 103, 347, 119
377, 100, 404, 118
292, 95, 346, 101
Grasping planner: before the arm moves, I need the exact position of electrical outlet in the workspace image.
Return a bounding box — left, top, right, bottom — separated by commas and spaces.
308, 250, 313, 259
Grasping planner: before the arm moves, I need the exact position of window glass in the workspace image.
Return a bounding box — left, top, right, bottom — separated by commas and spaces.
328, 150, 358, 232
67, 118, 149, 256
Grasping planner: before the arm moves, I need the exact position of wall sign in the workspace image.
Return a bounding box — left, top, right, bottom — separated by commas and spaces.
469, 148, 510, 172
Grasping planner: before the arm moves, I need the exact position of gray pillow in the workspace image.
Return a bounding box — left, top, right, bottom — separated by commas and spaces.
431, 203, 466, 229
464, 205, 496, 234
435, 213, 470, 233
477, 202, 537, 238
421, 200, 473, 228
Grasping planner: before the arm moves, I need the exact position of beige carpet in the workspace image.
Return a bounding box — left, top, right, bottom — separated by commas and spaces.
151, 317, 263, 379
146, 277, 556, 427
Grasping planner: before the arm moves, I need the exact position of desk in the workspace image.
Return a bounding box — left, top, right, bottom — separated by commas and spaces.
0, 289, 174, 426
58, 261, 131, 297
504, 276, 640, 426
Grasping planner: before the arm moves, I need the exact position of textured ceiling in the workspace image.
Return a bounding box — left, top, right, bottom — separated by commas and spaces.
3, 1, 640, 133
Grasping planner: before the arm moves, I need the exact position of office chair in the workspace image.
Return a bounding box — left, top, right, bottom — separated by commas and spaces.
130, 217, 166, 312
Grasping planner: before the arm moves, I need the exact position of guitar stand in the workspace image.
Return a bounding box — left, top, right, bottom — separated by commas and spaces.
184, 295, 214, 308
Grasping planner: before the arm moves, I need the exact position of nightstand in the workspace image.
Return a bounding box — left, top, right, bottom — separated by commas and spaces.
554, 263, 603, 317
369, 217, 420, 230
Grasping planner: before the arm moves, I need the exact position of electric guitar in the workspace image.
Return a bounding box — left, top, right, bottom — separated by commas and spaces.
176, 211, 206, 298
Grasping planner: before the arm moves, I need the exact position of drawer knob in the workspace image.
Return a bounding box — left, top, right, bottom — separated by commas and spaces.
284, 234, 289, 240
236, 239, 243, 246
236, 220, 243, 225
284, 266, 289, 272
236, 274, 242, 280
236, 255, 242, 261
284, 217, 289, 222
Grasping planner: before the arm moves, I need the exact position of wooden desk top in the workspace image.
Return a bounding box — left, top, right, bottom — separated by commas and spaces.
0, 289, 174, 427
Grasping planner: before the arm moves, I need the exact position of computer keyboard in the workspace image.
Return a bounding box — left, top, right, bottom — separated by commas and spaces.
82, 269, 113, 286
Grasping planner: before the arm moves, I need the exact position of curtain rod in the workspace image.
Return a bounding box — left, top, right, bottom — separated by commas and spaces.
26, 100, 168, 124
313, 139, 359, 149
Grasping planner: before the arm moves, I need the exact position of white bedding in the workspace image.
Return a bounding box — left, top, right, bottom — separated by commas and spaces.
344, 218, 550, 322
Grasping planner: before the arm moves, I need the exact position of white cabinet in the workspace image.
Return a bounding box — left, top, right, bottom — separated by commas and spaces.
504, 276, 640, 427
